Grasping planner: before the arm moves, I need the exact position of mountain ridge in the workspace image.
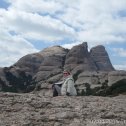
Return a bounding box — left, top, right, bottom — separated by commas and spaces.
0, 42, 126, 96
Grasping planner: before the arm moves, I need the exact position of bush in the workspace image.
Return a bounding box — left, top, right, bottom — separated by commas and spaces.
106, 79, 126, 96
3, 68, 35, 93
73, 70, 82, 82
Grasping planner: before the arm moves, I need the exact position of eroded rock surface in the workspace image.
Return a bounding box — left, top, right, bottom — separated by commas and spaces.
0, 92, 126, 126
0, 42, 125, 96
108, 71, 126, 86
64, 42, 97, 73
90, 45, 114, 71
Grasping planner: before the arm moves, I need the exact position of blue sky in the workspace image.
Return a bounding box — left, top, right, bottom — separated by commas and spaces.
0, 0, 126, 70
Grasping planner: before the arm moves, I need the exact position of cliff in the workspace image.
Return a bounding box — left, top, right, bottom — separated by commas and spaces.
0, 42, 126, 96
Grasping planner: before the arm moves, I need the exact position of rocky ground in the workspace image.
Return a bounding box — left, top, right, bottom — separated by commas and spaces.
0, 92, 126, 126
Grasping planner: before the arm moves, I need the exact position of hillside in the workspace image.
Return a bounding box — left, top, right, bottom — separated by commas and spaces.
0, 42, 126, 96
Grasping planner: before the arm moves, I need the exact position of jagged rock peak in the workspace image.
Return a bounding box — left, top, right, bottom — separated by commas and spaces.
90, 45, 115, 71
64, 42, 98, 72
72, 42, 88, 51
82, 41, 88, 49
90, 45, 105, 52
39, 45, 69, 56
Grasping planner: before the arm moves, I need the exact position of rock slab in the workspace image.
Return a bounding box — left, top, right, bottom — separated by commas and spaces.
0, 92, 126, 126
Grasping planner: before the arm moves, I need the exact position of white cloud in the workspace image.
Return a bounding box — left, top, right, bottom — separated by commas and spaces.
6, 0, 63, 14
62, 41, 82, 49
3, 0, 126, 45
0, 0, 126, 67
0, 29, 38, 67
56, 0, 126, 46
0, 0, 77, 66
114, 64, 126, 70
112, 48, 126, 57
1, 7, 76, 41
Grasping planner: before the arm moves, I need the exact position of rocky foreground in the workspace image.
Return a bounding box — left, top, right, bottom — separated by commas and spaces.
0, 92, 126, 126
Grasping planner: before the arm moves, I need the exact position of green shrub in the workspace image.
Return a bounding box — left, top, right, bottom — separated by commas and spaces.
106, 79, 126, 96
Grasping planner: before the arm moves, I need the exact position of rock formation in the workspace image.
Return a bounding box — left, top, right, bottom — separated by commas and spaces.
64, 42, 98, 75
90, 45, 114, 71
34, 46, 68, 83
0, 42, 126, 96
0, 42, 126, 125
108, 71, 126, 86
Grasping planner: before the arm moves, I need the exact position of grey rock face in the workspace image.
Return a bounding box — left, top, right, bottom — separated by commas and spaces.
75, 71, 108, 90
90, 45, 115, 71
0, 53, 44, 93
0, 92, 126, 126
34, 46, 68, 84
0, 42, 122, 95
39, 45, 69, 57
64, 42, 98, 73
108, 70, 126, 86
14, 53, 44, 74
75, 70, 126, 96
0, 46, 68, 92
